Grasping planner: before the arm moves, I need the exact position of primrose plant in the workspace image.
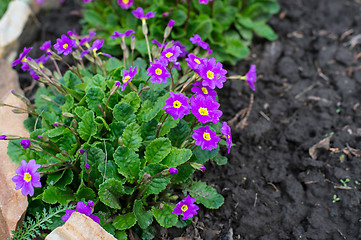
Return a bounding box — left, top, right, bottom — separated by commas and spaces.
3, 9, 256, 239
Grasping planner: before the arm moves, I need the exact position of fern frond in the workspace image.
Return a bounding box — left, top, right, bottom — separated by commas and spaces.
9, 204, 75, 240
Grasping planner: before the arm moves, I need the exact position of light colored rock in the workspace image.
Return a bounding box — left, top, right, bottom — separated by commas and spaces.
0, 0, 32, 62
0, 93, 29, 239
46, 212, 116, 240
0, 59, 21, 102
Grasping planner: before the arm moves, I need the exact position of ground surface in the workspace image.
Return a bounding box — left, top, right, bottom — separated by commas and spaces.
16, 0, 361, 239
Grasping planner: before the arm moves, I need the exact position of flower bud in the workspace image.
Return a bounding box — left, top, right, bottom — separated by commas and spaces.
62, 112, 76, 118
189, 162, 206, 171
72, 119, 78, 128
142, 19, 148, 35
30, 144, 43, 152
2, 135, 20, 140
131, 36, 136, 51
20, 139, 31, 149
85, 163, 90, 170
169, 167, 178, 175
0, 135, 7, 140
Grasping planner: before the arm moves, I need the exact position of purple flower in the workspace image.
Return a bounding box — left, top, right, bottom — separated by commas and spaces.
30, 70, 40, 80
151, 39, 164, 48
191, 82, 217, 101
81, 39, 104, 57
173, 41, 188, 58
121, 66, 137, 91
101, 53, 115, 58
35, 55, 49, 69
62, 201, 100, 224
83, 0, 93, 3
132, 7, 156, 20
12, 47, 32, 67
172, 195, 199, 220
36, 0, 45, 4
245, 65, 257, 91
163, 92, 191, 120
185, 53, 204, 71
40, 40, 52, 53
169, 167, 178, 175
190, 95, 222, 123
79, 32, 96, 45
67, 29, 79, 38
110, 29, 135, 40
117, 0, 133, 9
85, 163, 90, 170
199, 0, 213, 4
79, 149, 85, 155
200, 165, 206, 171
192, 125, 220, 151
12, 159, 41, 197
0, 135, 7, 140
198, 57, 227, 89
168, 19, 175, 28
220, 122, 232, 154
20, 57, 32, 72
21, 139, 31, 149
161, 45, 181, 63
190, 34, 210, 50
147, 59, 171, 84
54, 34, 76, 55
38, 135, 43, 139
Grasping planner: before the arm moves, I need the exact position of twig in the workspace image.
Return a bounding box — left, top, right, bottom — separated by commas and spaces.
236, 94, 254, 130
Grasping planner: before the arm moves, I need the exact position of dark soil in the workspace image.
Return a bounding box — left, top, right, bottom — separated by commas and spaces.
16, 0, 361, 239
188, 0, 361, 239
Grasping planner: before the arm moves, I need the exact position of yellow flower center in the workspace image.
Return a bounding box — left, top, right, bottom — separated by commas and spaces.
155, 68, 162, 75
194, 58, 200, 64
93, 48, 97, 55
165, 52, 173, 58
123, 0, 129, 3
198, 107, 208, 116
201, 87, 208, 95
173, 100, 181, 109
123, 76, 131, 83
203, 132, 211, 141
21, 57, 26, 62
24, 173, 31, 182
207, 70, 214, 79
39, 63, 44, 69
63, 43, 69, 49
181, 204, 188, 212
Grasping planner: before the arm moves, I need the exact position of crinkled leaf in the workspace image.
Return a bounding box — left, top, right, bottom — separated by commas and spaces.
158, 117, 179, 137
161, 148, 192, 168
122, 123, 142, 152
85, 87, 105, 116
212, 154, 228, 165
78, 110, 97, 141
113, 213, 137, 231
141, 119, 157, 143
137, 93, 169, 123
188, 181, 224, 209
193, 146, 219, 164
114, 146, 140, 183
109, 121, 126, 141
54, 169, 73, 191
99, 178, 125, 209
144, 137, 172, 165
122, 92, 141, 112
141, 164, 170, 197
168, 119, 191, 147
98, 160, 124, 182
60, 94, 74, 113
113, 102, 136, 124
42, 186, 74, 205
133, 200, 153, 229
151, 204, 178, 228
75, 186, 96, 202
73, 106, 88, 118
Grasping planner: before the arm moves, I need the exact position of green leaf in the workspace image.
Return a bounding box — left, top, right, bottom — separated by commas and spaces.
122, 123, 142, 152
141, 164, 170, 197
188, 181, 224, 209
106, 58, 123, 72
60, 94, 74, 113
115, 231, 128, 240
122, 92, 141, 112
64, 71, 82, 89
141, 119, 157, 143
161, 148, 192, 168
84, 9, 106, 26
42, 186, 74, 205
114, 146, 140, 183
193, 146, 219, 164
85, 87, 105, 116
87, 74, 107, 91
73, 106, 88, 118
75, 187, 96, 202
168, 119, 191, 147
113, 213, 137, 231
152, 204, 178, 228
54, 169, 73, 190
212, 154, 228, 165
99, 179, 125, 209
113, 102, 136, 124
137, 93, 169, 123
173, 9, 187, 26
109, 121, 126, 141
158, 117, 179, 137
225, 31, 250, 58
252, 22, 278, 41
133, 200, 153, 229
237, 15, 253, 28
7, 140, 37, 164
81, 147, 105, 188
98, 160, 124, 182
78, 110, 97, 141
144, 137, 172, 165
214, 6, 237, 30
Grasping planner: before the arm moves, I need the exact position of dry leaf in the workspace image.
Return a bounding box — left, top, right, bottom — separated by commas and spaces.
309, 135, 333, 159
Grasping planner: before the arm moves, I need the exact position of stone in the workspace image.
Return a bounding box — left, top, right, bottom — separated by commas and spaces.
0, 93, 29, 239
0, 59, 21, 101
0, 0, 32, 62
335, 47, 354, 66
46, 212, 116, 240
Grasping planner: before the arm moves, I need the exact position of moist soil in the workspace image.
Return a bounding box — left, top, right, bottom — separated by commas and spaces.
16, 0, 361, 239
